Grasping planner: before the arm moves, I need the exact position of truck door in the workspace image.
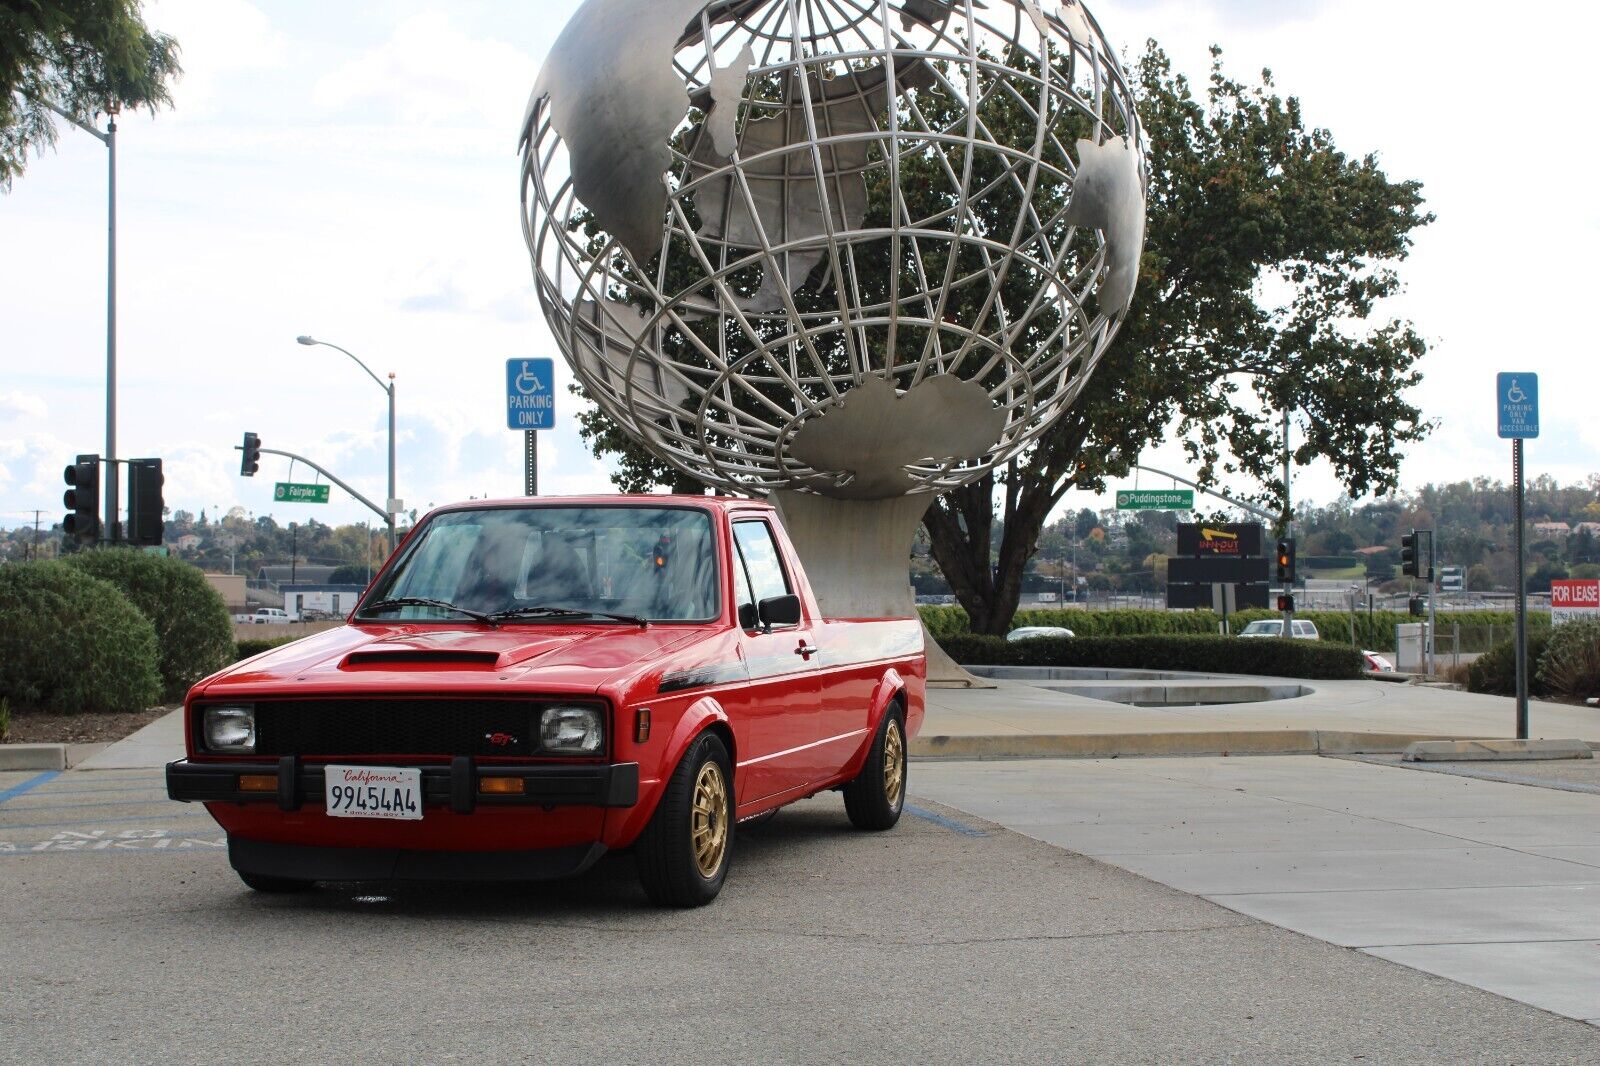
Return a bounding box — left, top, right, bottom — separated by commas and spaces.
726, 517, 823, 807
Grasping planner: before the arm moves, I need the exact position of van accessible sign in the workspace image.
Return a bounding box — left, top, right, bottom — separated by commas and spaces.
1551, 579, 1600, 624
1496, 373, 1538, 439
507, 358, 556, 430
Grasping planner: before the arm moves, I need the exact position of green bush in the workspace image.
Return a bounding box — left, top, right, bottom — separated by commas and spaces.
66, 549, 234, 700
1467, 630, 1553, 697
1535, 619, 1600, 700
0, 561, 162, 713
934, 633, 1364, 680
235, 636, 300, 660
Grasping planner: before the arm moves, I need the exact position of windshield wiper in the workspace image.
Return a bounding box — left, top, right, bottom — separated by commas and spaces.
358, 597, 498, 627
489, 605, 649, 629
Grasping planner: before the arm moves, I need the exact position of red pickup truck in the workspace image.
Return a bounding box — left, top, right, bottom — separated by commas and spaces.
167, 496, 925, 906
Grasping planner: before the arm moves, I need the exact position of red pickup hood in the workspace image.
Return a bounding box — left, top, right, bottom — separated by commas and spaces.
199, 623, 708, 700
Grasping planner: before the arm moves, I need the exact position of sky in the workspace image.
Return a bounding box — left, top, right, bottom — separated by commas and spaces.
2, 0, 1597, 534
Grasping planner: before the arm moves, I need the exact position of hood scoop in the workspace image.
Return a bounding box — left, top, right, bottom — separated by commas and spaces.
339, 632, 579, 671
344, 649, 501, 668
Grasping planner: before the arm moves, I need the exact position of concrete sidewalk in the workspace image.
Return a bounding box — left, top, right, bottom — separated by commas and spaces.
914, 755, 1600, 1026
915, 668, 1600, 758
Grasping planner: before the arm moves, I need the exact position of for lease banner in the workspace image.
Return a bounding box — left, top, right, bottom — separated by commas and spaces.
1550, 579, 1600, 624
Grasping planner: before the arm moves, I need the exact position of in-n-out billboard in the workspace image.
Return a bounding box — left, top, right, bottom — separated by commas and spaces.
1550, 579, 1600, 624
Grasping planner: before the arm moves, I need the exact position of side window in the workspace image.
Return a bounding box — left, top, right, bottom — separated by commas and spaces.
733, 521, 791, 607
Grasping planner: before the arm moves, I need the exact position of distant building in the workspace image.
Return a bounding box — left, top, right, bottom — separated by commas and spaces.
203, 573, 248, 612
279, 584, 367, 621
256, 564, 339, 590
1575, 522, 1600, 538
1532, 521, 1570, 539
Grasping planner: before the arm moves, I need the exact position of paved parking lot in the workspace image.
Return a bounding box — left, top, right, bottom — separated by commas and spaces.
2, 766, 1597, 1063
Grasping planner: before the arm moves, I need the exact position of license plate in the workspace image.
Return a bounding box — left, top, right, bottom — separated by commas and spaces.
324, 765, 422, 820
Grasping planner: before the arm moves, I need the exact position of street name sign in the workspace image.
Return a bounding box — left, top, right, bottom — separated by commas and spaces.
1116, 489, 1194, 510
508, 358, 556, 430
274, 482, 329, 504
1438, 566, 1465, 592
1497, 372, 1538, 439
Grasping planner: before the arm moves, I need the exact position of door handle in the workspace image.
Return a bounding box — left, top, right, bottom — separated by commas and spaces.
794, 641, 816, 661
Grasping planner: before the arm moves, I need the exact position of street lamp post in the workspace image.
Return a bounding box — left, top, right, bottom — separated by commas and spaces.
297, 336, 397, 552
37, 100, 119, 538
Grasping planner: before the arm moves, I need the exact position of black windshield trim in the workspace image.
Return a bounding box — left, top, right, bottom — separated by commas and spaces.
356, 503, 727, 625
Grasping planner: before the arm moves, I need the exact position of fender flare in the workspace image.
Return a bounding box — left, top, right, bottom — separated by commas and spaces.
841, 668, 906, 780
607, 695, 731, 848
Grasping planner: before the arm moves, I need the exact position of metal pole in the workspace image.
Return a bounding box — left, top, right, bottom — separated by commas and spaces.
1425, 531, 1437, 676
105, 112, 118, 542
387, 379, 397, 553
1514, 438, 1529, 738
525, 430, 538, 496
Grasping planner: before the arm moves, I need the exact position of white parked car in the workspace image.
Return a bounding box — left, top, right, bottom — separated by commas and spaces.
1362, 650, 1395, 672
1237, 619, 1319, 640
248, 608, 290, 624
1006, 625, 1075, 642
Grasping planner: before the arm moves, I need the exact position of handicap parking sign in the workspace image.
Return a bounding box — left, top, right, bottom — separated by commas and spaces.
507, 358, 555, 430
1496, 373, 1538, 440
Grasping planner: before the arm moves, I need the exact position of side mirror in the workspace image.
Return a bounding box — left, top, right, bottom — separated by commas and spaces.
757, 594, 801, 629
737, 602, 760, 630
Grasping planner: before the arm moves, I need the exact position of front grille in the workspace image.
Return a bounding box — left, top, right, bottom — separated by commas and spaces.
251, 698, 551, 758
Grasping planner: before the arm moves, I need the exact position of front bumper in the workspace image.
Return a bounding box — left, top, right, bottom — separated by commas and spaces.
166, 757, 639, 812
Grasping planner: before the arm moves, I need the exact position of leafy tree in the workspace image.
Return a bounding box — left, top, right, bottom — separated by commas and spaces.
923, 43, 1431, 632
1, 0, 180, 188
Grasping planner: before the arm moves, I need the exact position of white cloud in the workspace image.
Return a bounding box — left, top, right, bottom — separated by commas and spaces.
0, 392, 48, 421
312, 13, 538, 129
143, 0, 289, 119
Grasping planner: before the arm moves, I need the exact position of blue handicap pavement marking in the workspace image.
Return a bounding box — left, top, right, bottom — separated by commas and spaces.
905, 803, 987, 837
507, 357, 556, 430
1496, 372, 1538, 439
0, 771, 61, 806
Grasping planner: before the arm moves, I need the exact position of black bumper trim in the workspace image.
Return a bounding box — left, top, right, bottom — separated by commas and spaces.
229, 836, 608, 883
167, 759, 640, 809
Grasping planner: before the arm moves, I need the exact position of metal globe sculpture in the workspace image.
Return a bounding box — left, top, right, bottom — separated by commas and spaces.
520, 0, 1145, 628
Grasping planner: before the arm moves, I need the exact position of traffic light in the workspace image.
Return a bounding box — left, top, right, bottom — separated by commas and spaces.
1275, 538, 1296, 585
1401, 531, 1418, 577
1276, 594, 1295, 612
240, 432, 261, 477
62, 454, 100, 543
127, 458, 164, 547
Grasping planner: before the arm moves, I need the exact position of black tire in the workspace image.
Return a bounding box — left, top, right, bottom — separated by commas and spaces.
238, 871, 314, 894
635, 731, 734, 907
843, 704, 906, 831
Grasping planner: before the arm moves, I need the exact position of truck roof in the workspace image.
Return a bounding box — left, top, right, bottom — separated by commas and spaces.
427, 495, 775, 517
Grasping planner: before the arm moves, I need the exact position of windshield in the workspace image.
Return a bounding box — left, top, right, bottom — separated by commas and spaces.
360, 506, 720, 623
1240, 621, 1280, 635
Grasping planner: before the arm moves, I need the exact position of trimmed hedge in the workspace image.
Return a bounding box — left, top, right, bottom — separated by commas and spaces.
922, 606, 1548, 652
234, 636, 301, 661
935, 633, 1364, 680
0, 561, 162, 713
66, 549, 235, 700
1467, 630, 1553, 697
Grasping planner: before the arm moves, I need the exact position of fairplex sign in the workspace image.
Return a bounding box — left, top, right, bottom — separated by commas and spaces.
1550, 579, 1600, 624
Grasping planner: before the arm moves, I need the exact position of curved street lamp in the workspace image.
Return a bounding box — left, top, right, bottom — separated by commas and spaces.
296, 335, 397, 552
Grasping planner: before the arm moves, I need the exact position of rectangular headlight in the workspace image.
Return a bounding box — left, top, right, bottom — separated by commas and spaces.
203, 705, 256, 753
539, 705, 603, 754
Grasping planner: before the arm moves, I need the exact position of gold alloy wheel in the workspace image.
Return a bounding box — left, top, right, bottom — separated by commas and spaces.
883, 718, 905, 808
691, 760, 729, 878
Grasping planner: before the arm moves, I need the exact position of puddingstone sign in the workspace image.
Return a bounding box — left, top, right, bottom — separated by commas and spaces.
520, 0, 1147, 620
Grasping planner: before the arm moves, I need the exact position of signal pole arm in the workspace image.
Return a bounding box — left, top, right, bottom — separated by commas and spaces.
240, 445, 391, 527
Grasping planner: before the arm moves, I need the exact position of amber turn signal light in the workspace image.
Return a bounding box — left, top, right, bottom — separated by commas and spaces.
478, 777, 525, 796
634, 708, 651, 743
238, 774, 277, 793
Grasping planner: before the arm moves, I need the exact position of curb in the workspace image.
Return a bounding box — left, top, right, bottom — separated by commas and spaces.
911, 730, 1474, 760
0, 744, 67, 771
